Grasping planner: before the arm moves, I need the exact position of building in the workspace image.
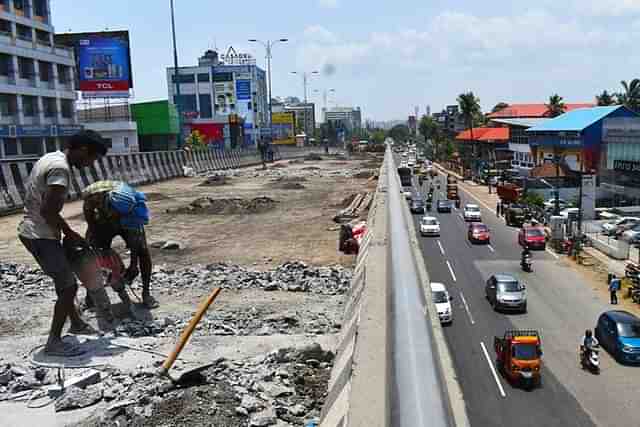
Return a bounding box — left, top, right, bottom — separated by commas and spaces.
324, 106, 362, 131
77, 103, 138, 153
0, 0, 81, 158
284, 102, 315, 140
487, 103, 594, 119
167, 48, 268, 148
433, 105, 466, 136
488, 118, 549, 173
455, 127, 510, 174
130, 100, 179, 152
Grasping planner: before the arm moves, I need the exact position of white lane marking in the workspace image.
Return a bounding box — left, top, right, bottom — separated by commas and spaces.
459, 292, 475, 325
458, 213, 465, 222
480, 341, 507, 398
437, 240, 445, 256
446, 260, 457, 282
546, 248, 559, 259
487, 244, 495, 253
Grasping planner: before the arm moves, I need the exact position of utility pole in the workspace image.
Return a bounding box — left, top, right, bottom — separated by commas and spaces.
249, 38, 288, 141
554, 147, 561, 216
292, 71, 319, 145
170, 0, 183, 148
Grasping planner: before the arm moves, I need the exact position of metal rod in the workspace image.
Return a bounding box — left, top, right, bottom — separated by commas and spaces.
170, 0, 183, 148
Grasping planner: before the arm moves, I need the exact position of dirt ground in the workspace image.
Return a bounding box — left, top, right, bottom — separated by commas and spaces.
0, 157, 377, 269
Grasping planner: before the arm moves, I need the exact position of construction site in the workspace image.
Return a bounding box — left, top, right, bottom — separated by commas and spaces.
0, 152, 381, 427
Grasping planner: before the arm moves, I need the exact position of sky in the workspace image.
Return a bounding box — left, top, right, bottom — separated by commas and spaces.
51, 0, 640, 121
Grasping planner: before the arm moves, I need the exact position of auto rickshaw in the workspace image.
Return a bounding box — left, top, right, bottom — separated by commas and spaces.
494, 330, 542, 390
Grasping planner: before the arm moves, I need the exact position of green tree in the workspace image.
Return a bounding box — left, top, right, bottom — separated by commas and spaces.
618, 79, 640, 112
418, 115, 439, 141
387, 124, 411, 143
491, 102, 510, 113
545, 94, 566, 117
371, 129, 386, 144
457, 91, 482, 142
596, 90, 615, 106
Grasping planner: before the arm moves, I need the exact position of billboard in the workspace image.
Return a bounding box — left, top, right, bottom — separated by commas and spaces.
55, 31, 133, 98
271, 112, 295, 145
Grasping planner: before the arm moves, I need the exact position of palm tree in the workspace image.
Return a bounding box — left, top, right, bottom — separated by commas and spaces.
546, 94, 566, 117
596, 90, 615, 106
619, 79, 640, 112
457, 92, 481, 139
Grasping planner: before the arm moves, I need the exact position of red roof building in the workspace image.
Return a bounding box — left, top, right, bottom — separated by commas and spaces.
456, 127, 510, 142
487, 103, 595, 119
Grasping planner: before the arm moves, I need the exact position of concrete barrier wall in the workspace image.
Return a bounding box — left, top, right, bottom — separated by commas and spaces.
587, 235, 630, 260
0, 146, 323, 215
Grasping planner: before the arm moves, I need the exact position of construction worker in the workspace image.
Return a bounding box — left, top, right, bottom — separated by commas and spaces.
18, 130, 108, 356
82, 180, 158, 310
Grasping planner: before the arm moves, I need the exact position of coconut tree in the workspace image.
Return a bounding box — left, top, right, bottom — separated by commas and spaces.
457, 92, 482, 169
596, 90, 615, 106
546, 94, 566, 117
618, 79, 640, 112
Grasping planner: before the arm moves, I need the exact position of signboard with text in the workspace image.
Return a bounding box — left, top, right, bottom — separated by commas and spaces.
614, 160, 640, 173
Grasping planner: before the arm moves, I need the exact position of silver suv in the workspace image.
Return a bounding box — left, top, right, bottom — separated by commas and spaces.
485, 273, 527, 313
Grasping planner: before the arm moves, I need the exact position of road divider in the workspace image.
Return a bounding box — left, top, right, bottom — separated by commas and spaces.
480, 341, 507, 398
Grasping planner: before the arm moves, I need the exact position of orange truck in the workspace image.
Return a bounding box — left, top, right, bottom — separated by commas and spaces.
497, 183, 522, 204
494, 329, 543, 389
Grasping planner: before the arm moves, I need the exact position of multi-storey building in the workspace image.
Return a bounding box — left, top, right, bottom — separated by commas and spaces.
167, 49, 268, 148
0, 0, 80, 158
284, 102, 315, 137
324, 106, 362, 131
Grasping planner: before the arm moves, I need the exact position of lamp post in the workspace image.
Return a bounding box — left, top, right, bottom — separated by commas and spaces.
170, 0, 183, 147
291, 71, 319, 145
248, 38, 288, 139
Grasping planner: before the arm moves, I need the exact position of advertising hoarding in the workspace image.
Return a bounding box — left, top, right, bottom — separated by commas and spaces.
55, 31, 133, 98
271, 112, 295, 145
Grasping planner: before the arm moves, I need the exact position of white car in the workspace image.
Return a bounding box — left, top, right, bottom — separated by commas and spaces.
602, 217, 640, 235
544, 198, 568, 210
463, 204, 482, 221
559, 207, 580, 221
403, 190, 413, 200
420, 216, 440, 236
430, 282, 452, 324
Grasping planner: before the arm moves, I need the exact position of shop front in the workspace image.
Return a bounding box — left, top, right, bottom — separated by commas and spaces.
600, 117, 640, 205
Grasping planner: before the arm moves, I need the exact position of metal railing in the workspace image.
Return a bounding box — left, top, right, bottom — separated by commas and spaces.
386, 151, 452, 427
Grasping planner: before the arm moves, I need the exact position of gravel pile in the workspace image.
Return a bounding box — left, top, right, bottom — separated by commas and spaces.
166, 196, 279, 215
148, 262, 352, 296
0, 263, 54, 300
70, 343, 332, 427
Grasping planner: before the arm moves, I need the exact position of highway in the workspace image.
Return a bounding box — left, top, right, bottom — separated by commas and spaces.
410, 171, 640, 427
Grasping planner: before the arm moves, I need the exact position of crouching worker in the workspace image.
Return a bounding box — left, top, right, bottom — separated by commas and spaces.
17, 130, 109, 356
82, 180, 157, 310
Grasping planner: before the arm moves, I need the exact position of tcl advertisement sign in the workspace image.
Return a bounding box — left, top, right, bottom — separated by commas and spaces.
55, 31, 133, 98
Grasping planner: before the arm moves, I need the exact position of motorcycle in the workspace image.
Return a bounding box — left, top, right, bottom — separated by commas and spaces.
579, 344, 600, 374
521, 255, 532, 272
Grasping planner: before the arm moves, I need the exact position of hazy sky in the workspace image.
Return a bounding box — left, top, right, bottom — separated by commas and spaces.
52, 0, 640, 121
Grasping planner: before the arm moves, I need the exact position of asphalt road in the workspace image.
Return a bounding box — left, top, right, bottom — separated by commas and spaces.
410, 171, 640, 427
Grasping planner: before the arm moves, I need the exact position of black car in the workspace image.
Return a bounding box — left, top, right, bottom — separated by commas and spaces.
437, 200, 453, 213
595, 310, 640, 364
410, 199, 425, 214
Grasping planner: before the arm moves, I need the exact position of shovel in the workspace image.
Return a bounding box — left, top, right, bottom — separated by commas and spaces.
158, 287, 222, 386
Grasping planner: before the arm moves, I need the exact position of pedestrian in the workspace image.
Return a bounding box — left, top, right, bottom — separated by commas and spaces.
17, 130, 109, 357
497, 201, 501, 217
609, 275, 620, 305
82, 180, 157, 311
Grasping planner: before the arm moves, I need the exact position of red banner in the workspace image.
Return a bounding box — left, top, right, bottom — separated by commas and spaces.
79, 80, 130, 92
190, 123, 224, 142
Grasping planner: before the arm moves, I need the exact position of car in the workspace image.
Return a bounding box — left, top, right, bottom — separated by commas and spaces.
544, 198, 568, 210
602, 217, 640, 236
485, 274, 527, 313
615, 220, 640, 239
468, 223, 490, 243
410, 199, 425, 214
402, 187, 413, 200
430, 282, 453, 324
463, 204, 482, 222
518, 226, 546, 250
620, 224, 640, 243
437, 200, 453, 213
595, 310, 640, 364
420, 216, 440, 236
559, 208, 580, 221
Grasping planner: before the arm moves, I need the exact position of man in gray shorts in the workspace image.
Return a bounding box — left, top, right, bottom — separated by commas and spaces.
18, 130, 109, 357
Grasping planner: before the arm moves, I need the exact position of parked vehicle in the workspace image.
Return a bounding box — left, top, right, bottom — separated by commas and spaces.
543, 198, 568, 211
497, 183, 522, 204
494, 330, 542, 389
485, 274, 527, 313
519, 226, 547, 250
463, 204, 482, 222
410, 199, 426, 214
420, 216, 440, 237
468, 223, 490, 244
595, 310, 640, 364
559, 207, 580, 221
430, 282, 453, 325
505, 204, 527, 227
615, 221, 640, 239
602, 217, 640, 236
437, 200, 453, 213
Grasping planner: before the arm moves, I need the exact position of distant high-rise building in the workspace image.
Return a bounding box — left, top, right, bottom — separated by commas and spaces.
325, 106, 362, 131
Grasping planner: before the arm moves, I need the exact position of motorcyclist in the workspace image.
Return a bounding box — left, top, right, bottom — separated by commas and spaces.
426, 199, 432, 211
580, 329, 599, 364
521, 247, 531, 265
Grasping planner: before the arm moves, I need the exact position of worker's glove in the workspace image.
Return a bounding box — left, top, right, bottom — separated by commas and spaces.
124, 266, 140, 283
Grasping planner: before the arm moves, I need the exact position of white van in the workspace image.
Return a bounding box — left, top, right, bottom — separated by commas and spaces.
430, 282, 453, 324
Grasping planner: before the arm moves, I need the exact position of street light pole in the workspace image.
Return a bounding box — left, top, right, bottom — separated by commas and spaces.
292, 70, 319, 145
249, 38, 288, 140
170, 0, 183, 148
